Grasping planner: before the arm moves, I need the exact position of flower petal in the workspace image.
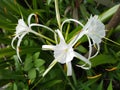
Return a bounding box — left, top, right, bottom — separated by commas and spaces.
66, 62, 72, 76
74, 51, 91, 69
61, 19, 84, 30
55, 29, 65, 43
28, 13, 36, 26
87, 36, 92, 59
30, 23, 55, 33
16, 19, 28, 35
16, 32, 28, 63
42, 45, 55, 50
69, 30, 85, 47
90, 43, 100, 59
11, 35, 19, 49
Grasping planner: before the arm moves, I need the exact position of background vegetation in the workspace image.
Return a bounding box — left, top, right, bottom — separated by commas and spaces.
0, 0, 120, 90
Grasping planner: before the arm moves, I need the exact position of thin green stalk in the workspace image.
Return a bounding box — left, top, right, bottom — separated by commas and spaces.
55, 0, 61, 30
65, 23, 70, 41
30, 30, 55, 44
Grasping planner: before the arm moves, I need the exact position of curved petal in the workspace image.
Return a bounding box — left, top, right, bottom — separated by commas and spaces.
87, 35, 92, 59
74, 51, 91, 69
66, 62, 72, 76
30, 23, 55, 33
28, 13, 36, 26
11, 35, 19, 49
16, 32, 28, 63
42, 45, 55, 50
90, 43, 100, 59
61, 19, 84, 31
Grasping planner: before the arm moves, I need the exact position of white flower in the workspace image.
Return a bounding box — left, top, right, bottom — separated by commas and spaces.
62, 15, 105, 59
42, 15, 105, 76
42, 30, 91, 76
11, 14, 55, 63
78, 15, 105, 59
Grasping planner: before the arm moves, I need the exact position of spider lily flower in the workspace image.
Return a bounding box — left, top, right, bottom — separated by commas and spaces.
11, 13, 55, 63
62, 15, 105, 59
42, 29, 91, 76
42, 15, 105, 76
77, 15, 105, 59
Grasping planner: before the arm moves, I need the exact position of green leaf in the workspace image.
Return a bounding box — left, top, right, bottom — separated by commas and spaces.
0, 47, 16, 59
24, 54, 33, 71
0, 70, 24, 80
99, 4, 120, 22
33, 52, 40, 60
80, 4, 90, 20
34, 59, 45, 68
47, 0, 53, 5
91, 54, 117, 67
97, 81, 103, 90
107, 80, 113, 90
13, 83, 17, 90
28, 68, 36, 79
76, 45, 87, 53
43, 79, 62, 88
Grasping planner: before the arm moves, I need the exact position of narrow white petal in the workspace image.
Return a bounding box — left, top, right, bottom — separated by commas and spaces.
61, 19, 84, 30
28, 13, 36, 26
11, 35, 18, 49
66, 62, 72, 76
90, 43, 100, 59
16, 32, 27, 63
42, 45, 55, 50
55, 29, 65, 42
30, 23, 55, 33
69, 30, 85, 47
76, 64, 90, 70
16, 47, 22, 63
87, 36, 92, 59
42, 59, 57, 77
74, 51, 91, 69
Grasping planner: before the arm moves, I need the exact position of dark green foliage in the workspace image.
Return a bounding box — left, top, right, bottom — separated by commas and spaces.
0, 0, 120, 90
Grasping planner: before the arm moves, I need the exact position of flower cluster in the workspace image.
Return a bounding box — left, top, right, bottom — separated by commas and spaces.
12, 14, 105, 76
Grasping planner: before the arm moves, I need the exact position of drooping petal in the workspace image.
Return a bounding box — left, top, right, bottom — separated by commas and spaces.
42, 45, 55, 50
90, 43, 100, 59
74, 51, 91, 69
87, 36, 92, 59
66, 62, 72, 76
28, 13, 36, 26
30, 23, 55, 33
16, 32, 28, 63
11, 35, 19, 49
61, 19, 84, 30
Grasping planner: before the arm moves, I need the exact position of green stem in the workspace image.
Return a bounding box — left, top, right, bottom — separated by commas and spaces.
55, 0, 61, 30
